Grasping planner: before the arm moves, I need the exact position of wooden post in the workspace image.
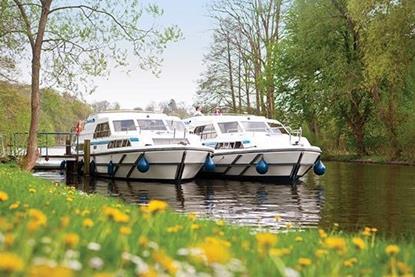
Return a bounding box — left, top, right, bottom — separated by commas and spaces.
83, 139, 90, 175
65, 136, 71, 155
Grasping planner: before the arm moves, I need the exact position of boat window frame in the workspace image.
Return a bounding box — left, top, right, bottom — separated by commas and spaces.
240, 121, 269, 132
113, 119, 137, 132
217, 121, 243, 134
194, 124, 217, 139
93, 122, 111, 139
267, 121, 289, 135
136, 119, 168, 131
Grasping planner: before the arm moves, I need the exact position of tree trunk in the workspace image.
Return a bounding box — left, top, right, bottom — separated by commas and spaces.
21, 0, 52, 170
226, 38, 236, 113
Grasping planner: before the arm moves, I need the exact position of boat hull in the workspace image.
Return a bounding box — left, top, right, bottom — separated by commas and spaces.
87, 146, 212, 183
200, 147, 321, 183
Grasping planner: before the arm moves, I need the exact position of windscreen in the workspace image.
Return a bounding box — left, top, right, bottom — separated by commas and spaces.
218, 122, 242, 133
166, 120, 185, 132
137, 119, 167, 131
240, 121, 269, 132
113, 120, 136, 132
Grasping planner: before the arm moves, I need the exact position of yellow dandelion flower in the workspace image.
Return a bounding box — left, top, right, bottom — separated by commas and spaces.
188, 212, 197, 221
269, 248, 291, 257
216, 220, 225, 226
385, 244, 400, 256
352, 237, 366, 250
103, 207, 129, 223
167, 225, 182, 233
315, 249, 328, 258
64, 233, 79, 248
196, 237, 231, 264
9, 202, 19, 210
138, 235, 149, 248
29, 209, 47, 225
27, 220, 42, 232
256, 232, 278, 249
0, 191, 9, 202
153, 250, 178, 275
82, 218, 94, 228
139, 266, 158, 277
29, 264, 73, 277
120, 226, 132, 235
362, 227, 375, 237
4, 233, 14, 247
66, 197, 73, 202
397, 262, 412, 275
142, 200, 168, 214
191, 223, 200, 231
60, 216, 70, 228
81, 209, 90, 217
29, 188, 36, 193
0, 252, 24, 272
295, 236, 303, 242
343, 257, 358, 268
324, 237, 347, 253
318, 229, 327, 239
298, 258, 312, 267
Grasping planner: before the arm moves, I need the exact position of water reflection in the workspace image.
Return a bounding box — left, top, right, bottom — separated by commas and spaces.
34, 161, 415, 235
67, 177, 323, 231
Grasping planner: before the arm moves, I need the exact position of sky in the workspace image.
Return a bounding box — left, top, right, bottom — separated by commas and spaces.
83, 0, 214, 110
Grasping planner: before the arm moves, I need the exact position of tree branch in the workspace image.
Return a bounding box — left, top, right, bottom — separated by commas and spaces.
13, 0, 35, 49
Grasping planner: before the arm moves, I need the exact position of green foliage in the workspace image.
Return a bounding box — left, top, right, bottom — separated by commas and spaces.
0, 81, 91, 138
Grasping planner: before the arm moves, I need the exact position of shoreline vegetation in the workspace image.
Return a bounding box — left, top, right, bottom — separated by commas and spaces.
0, 164, 414, 276
322, 155, 415, 167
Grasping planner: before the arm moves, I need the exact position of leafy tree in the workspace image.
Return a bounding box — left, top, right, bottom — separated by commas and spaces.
0, 0, 181, 170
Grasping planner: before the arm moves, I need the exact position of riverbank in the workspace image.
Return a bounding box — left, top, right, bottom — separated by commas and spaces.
322, 154, 415, 166
0, 164, 414, 276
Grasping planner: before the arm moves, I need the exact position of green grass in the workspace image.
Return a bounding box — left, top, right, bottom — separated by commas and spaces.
0, 164, 414, 276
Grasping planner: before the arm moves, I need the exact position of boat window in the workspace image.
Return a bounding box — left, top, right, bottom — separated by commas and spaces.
166, 120, 185, 132
113, 120, 136, 132
93, 122, 111, 138
108, 139, 131, 149
137, 119, 167, 131
241, 121, 269, 132
194, 124, 217, 139
218, 122, 242, 133
268, 122, 288, 134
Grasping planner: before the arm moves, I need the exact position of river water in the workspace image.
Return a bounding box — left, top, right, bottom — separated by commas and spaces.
34, 161, 415, 236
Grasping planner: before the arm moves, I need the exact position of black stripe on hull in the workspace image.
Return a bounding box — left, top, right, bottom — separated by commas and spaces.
174, 151, 187, 183
289, 152, 304, 182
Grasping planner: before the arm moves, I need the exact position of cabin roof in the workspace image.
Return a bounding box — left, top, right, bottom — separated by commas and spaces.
184, 115, 282, 126
86, 110, 180, 121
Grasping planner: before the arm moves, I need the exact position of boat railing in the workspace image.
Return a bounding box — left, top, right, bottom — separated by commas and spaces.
286, 127, 302, 145
5, 132, 75, 159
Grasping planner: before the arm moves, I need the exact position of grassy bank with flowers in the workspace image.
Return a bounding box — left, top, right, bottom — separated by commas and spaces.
0, 164, 414, 276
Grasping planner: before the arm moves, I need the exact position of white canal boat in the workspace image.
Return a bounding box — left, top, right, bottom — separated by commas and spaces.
76, 111, 213, 182
184, 115, 325, 183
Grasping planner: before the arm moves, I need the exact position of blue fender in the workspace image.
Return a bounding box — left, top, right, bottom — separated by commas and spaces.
256, 158, 269, 174
137, 155, 150, 173
313, 160, 326, 176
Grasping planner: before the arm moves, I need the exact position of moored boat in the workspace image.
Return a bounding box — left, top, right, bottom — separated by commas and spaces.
184, 115, 325, 183
76, 111, 213, 183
